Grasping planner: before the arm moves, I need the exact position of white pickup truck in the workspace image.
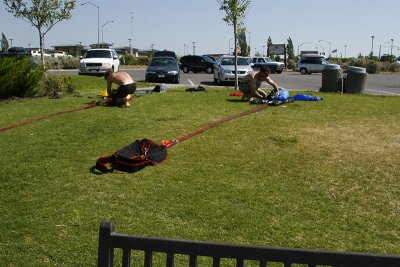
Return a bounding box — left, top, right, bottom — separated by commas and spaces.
250, 57, 285, 74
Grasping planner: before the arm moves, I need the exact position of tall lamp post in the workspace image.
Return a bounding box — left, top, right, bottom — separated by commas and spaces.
246, 30, 251, 56
81, 2, 100, 48
101, 20, 114, 48
192, 41, 196, 55
319, 40, 331, 57
228, 37, 234, 54
390, 38, 394, 56
10, 38, 13, 47
297, 42, 312, 56
371, 35, 375, 56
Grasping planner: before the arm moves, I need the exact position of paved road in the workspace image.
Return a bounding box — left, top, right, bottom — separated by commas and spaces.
48, 69, 400, 96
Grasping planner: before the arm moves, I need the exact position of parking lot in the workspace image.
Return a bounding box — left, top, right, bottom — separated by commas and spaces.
48, 69, 400, 96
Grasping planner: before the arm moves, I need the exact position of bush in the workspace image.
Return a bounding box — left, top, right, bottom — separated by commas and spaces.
287, 59, 296, 71
120, 55, 149, 66
0, 57, 45, 99
366, 60, 379, 74
40, 75, 77, 96
32, 57, 80, 70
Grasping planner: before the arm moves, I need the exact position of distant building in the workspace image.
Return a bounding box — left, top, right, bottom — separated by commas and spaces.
113, 46, 139, 57
52, 44, 86, 57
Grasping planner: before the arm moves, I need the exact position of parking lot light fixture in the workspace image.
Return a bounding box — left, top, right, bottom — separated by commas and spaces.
81, 2, 100, 48
297, 42, 312, 56
319, 40, 331, 57
371, 36, 375, 56
101, 20, 114, 48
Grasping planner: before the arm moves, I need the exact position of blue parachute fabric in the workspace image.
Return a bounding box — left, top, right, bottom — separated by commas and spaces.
293, 94, 322, 101
268, 88, 289, 101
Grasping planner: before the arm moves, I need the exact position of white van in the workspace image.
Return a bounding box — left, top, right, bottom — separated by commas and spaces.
295, 54, 328, 75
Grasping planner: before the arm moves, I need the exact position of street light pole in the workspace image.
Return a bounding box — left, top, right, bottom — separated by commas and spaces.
390, 38, 394, 56
81, 2, 100, 48
371, 35, 375, 56
297, 42, 312, 56
101, 20, 114, 48
319, 40, 331, 57
246, 30, 251, 56
192, 42, 196, 55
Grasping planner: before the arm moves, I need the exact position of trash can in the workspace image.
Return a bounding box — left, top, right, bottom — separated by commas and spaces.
320, 64, 342, 92
343, 66, 367, 93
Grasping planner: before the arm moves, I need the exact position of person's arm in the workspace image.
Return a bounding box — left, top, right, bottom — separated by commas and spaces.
266, 77, 279, 95
249, 79, 265, 98
106, 79, 113, 96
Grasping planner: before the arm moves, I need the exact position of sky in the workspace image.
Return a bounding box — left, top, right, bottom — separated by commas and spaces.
1, 0, 399, 58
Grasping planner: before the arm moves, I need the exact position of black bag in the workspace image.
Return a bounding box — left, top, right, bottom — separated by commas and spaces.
95, 139, 167, 173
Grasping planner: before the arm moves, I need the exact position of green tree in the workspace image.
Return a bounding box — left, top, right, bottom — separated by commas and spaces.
267, 36, 272, 56
3, 0, 76, 64
217, 0, 251, 90
1, 33, 9, 52
237, 29, 249, 57
286, 37, 295, 60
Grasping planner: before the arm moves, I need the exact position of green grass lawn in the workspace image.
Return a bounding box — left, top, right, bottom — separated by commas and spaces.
1, 77, 399, 266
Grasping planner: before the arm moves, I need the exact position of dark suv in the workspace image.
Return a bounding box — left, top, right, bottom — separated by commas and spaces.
179, 55, 216, 74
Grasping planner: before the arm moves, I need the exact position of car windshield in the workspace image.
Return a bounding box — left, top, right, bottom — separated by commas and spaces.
151, 58, 176, 66
220, 57, 249, 66
203, 56, 216, 63
84, 50, 112, 58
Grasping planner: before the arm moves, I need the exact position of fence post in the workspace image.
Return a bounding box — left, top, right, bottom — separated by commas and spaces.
98, 221, 115, 267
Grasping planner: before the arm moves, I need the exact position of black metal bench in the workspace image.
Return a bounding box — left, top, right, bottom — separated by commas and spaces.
98, 221, 400, 267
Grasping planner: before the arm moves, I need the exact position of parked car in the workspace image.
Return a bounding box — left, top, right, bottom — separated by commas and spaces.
0, 47, 31, 58
179, 55, 216, 74
213, 56, 253, 85
145, 56, 180, 84
153, 50, 177, 59
251, 57, 285, 74
31, 50, 51, 57
49, 50, 73, 58
295, 54, 329, 75
79, 48, 120, 76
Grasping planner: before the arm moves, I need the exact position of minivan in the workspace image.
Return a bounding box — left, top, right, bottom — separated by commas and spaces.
296, 54, 328, 75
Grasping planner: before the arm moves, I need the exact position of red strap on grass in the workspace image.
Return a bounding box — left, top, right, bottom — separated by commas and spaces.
163, 104, 268, 148
0, 103, 97, 132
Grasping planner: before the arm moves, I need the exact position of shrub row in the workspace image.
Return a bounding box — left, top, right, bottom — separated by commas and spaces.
31, 57, 80, 70
0, 57, 77, 99
120, 55, 150, 66
330, 58, 399, 74
0, 57, 45, 99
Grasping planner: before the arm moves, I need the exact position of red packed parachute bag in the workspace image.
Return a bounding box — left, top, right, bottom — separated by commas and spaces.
95, 139, 167, 173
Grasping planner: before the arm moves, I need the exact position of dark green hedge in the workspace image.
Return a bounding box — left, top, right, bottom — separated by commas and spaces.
0, 57, 45, 99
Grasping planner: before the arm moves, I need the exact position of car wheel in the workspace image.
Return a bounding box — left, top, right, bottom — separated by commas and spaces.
300, 68, 308, 75
206, 67, 213, 74
276, 70, 282, 74
182, 66, 189, 73
174, 77, 180, 84
193, 70, 198, 73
